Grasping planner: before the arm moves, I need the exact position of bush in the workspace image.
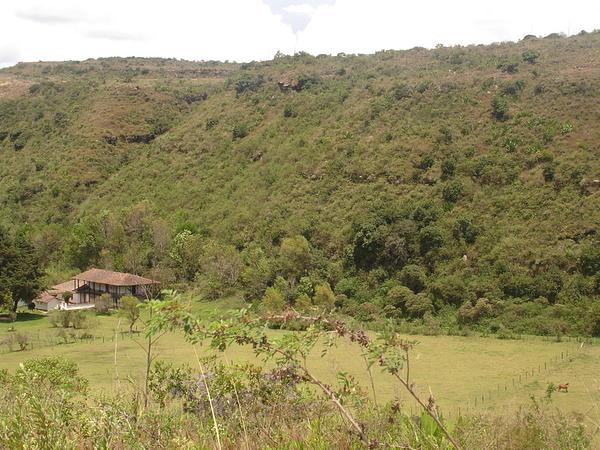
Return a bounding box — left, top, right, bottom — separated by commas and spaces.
430, 275, 471, 306
387, 285, 414, 307
119, 296, 141, 333
283, 104, 296, 118
232, 123, 249, 140
491, 96, 510, 121
579, 242, 600, 276
458, 298, 494, 324
48, 310, 62, 327
440, 159, 456, 179
399, 265, 427, 293
419, 226, 444, 254
95, 293, 112, 314
2, 332, 29, 352
60, 310, 73, 328
497, 62, 519, 73
405, 293, 433, 318
522, 50, 540, 64
391, 83, 413, 100
262, 287, 285, 313
313, 284, 335, 311
418, 153, 434, 170
442, 180, 464, 203
71, 311, 88, 329
234, 74, 264, 96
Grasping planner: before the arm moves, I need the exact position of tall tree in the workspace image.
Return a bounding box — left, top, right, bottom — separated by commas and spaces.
0, 227, 44, 312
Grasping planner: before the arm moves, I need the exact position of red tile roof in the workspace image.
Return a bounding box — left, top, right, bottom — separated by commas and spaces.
51, 280, 77, 293
73, 268, 158, 286
35, 280, 76, 303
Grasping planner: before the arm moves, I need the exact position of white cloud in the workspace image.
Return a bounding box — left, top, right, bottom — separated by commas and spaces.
283, 3, 316, 15
0, 0, 598, 68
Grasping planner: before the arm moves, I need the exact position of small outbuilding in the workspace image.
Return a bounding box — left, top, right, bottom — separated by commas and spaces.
33, 280, 77, 311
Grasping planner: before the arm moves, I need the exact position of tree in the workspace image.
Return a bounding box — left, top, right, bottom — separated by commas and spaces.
405, 293, 433, 318
280, 235, 311, 281
120, 295, 141, 333
419, 226, 445, 255
262, 287, 285, 313
313, 283, 335, 311
400, 265, 427, 293
387, 285, 415, 312
66, 218, 104, 270
0, 227, 44, 313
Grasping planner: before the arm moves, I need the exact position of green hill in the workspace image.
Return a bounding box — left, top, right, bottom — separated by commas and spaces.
1, 32, 599, 335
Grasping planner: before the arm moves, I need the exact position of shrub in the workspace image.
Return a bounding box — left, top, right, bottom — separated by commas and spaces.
399, 265, 427, 293
418, 153, 434, 170
15, 357, 88, 392
391, 83, 413, 100
283, 104, 296, 118
48, 310, 62, 327
542, 164, 555, 182
453, 216, 479, 244
442, 180, 464, 203
386, 285, 415, 310
458, 298, 494, 323
405, 293, 433, 318
233, 74, 264, 96
440, 159, 456, 179
119, 295, 141, 333
497, 62, 519, 73
419, 226, 444, 254
71, 311, 88, 329
95, 293, 111, 314
232, 123, 249, 140
430, 275, 471, 306
205, 118, 218, 129
491, 96, 510, 121
2, 332, 29, 352
522, 50, 540, 64
501, 80, 525, 97
60, 310, 73, 328
313, 283, 335, 311
579, 242, 600, 276
294, 293, 312, 312
262, 287, 285, 313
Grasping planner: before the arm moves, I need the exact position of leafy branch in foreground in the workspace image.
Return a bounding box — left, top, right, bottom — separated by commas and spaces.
148, 304, 462, 449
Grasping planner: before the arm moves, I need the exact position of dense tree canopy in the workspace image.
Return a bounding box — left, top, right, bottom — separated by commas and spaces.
0, 227, 43, 312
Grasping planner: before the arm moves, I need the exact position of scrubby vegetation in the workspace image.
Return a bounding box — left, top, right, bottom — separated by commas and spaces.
0, 299, 592, 449
0, 32, 599, 338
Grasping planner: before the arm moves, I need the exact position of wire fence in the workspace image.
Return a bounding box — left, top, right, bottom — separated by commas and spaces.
0, 328, 140, 354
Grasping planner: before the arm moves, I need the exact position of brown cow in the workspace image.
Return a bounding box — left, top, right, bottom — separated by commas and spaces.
557, 383, 569, 392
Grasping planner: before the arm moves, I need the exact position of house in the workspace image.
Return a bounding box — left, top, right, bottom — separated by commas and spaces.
34, 268, 159, 311
33, 280, 77, 311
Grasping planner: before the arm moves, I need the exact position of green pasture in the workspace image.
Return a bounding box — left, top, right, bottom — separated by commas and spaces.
1, 302, 599, 427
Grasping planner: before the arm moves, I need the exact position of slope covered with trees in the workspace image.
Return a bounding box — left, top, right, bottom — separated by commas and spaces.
0, 32, 599, 335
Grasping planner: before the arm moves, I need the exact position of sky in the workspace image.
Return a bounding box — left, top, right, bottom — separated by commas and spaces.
1, 0, 599, 67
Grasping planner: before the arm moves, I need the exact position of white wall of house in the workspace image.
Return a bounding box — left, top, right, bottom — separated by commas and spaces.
34, 298, 61, 311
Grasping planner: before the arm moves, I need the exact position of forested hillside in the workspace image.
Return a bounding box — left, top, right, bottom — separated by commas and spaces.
1, 32, 599, 335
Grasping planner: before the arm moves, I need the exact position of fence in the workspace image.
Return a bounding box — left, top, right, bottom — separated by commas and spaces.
0, 328, 140, 354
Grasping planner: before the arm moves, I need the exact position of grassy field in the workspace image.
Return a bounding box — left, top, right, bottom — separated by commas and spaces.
2, 302, 600, 428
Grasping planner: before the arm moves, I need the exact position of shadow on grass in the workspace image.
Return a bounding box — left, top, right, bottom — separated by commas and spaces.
0, 312, 45, 324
